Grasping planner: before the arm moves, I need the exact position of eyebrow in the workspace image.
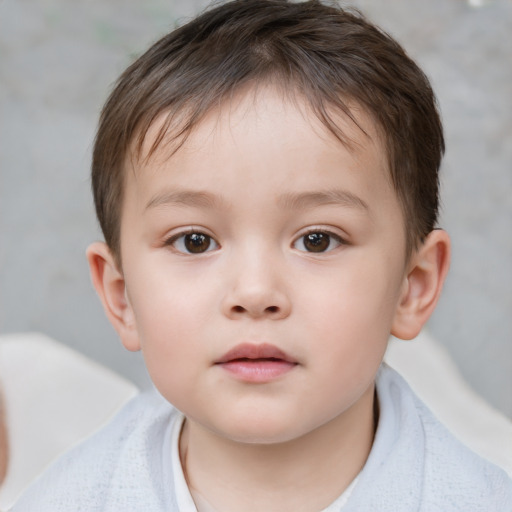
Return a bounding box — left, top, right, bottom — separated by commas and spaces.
145, 190, 222, 211
145, 188, 369, 213
278, 190, 369, 211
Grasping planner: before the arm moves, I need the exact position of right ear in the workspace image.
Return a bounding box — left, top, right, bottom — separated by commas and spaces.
86, 242, 141, 352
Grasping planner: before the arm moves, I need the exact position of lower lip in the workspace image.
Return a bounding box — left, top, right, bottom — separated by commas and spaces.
217, 359, 297, 383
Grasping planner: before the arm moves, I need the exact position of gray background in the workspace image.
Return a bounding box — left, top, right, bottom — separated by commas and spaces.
1, 0, 511, 417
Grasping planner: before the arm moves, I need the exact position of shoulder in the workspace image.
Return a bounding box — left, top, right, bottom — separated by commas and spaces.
11, 390, 180, 512
411, 391, 512, 510
346, 365, 512, 511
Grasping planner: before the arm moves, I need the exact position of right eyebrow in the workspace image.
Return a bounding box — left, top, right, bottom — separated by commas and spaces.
145, 189, 223, 211
278, 189, 369, 212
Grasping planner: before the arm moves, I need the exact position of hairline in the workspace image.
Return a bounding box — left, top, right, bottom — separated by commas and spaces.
94, 1, 442, 269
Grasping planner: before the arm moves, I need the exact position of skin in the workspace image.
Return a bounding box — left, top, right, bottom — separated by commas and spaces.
88, 86, 450, 512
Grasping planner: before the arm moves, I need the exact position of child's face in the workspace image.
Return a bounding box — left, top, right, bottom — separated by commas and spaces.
119, 87, 409, 444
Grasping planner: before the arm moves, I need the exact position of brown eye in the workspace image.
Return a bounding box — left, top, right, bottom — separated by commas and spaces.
169, 232, 219, 254
294, 231, 343, 253
303, 232, 330, 252
184, 233, 212, 253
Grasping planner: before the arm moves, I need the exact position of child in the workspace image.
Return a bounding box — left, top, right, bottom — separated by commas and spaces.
13, 0, 512, 510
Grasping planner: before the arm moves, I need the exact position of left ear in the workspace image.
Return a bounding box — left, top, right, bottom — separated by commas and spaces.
86, 241, 141, 352
391, 229, 451, 340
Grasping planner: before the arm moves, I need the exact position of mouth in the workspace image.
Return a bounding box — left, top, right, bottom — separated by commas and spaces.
215, 343, 298, 383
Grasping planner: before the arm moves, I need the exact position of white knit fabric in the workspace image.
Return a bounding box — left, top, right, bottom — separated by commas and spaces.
0, 333, 138, 509
11, 365, 512, 511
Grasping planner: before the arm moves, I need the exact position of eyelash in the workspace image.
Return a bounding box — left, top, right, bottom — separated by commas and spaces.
292, 229, 346, 253
164, 227, 347, 255
164, 229, 220, 255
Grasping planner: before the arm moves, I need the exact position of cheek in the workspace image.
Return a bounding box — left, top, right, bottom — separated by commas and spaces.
131, 260, 215, 332
302, 259, 402, 330
298, 256, 403, 368
127, 272, 214, 384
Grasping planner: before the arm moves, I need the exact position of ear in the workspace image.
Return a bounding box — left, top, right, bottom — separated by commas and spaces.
391, 229, 450, 340
86, 242, 141, 352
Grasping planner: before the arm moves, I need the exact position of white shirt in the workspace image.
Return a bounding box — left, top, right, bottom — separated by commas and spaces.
169, 413, 358, 512
12, 364, 512, 511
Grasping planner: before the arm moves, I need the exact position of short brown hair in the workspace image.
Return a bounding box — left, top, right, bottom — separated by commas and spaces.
92, 0, 444, 264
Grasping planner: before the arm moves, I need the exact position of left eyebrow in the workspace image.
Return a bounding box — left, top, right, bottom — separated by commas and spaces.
278, 190, 369, 212
144, 189, 224, 211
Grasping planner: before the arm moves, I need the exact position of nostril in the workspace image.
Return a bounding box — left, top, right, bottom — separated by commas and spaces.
231, 305, 279, 314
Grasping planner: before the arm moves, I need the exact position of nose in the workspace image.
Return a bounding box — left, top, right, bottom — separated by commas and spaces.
221, 251, 292, 320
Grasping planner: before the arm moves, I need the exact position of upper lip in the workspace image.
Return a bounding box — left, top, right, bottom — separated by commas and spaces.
215, 343, 296, 364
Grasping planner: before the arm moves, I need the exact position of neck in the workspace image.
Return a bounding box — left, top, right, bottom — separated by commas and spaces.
180, 384, 376, 512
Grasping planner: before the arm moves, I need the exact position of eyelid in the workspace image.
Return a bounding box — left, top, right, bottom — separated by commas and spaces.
295, 226, 348, 242
292, 226, 348, 253
164, 227, 220, 254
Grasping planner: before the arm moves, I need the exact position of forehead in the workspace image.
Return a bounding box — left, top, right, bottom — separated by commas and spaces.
123, 85, 395, 215
132, 83, 388, 168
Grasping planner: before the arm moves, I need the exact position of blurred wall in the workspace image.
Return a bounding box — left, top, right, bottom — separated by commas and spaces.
1, 0, 511, 416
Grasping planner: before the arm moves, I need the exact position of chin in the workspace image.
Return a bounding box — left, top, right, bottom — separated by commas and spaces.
211, 413, 313, 446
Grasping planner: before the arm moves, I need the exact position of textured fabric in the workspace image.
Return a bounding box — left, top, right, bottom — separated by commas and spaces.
0, 334, 138, 509
343, 366, 512, 512
11, 365, 512, 511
